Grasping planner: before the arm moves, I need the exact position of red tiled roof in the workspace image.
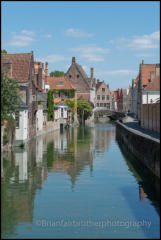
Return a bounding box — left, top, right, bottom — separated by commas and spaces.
1, 53, 33, 82
141, 64, 156, 87
54, 98, 75, 103
46, 76, 75, 90
144, 75, 160, 91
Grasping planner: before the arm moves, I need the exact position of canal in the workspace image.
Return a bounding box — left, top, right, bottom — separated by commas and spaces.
1, 123, 160, 239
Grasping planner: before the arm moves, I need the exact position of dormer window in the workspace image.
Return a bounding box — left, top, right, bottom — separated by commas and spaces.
57, 81, 64, 85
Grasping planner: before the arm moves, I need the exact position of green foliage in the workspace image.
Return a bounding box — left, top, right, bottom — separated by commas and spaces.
38, 100, 42, 105
65, 99, 77, 113
77, 100, 93, 124
1, 49, 7, 54
50, 71, 65, 77
3, 116, 16, 146
47, 90, 54, 121
1, 73, 20, 122
53, 89, 76, 98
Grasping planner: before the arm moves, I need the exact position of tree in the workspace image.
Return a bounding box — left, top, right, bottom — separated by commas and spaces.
77, 100, 93, 125
47, 90, 54, 121
1, 73, 20, 122
50, 71, 65, 77
1, 49, 7, 54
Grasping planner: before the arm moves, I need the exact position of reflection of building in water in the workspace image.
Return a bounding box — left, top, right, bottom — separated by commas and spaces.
92, 126, 113, 154
36, 136, 43, 164
139, 185, 147, 201
15, 150, 28, 182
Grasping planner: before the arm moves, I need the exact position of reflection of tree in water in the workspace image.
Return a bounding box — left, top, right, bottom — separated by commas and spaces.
116, 137, 160, 216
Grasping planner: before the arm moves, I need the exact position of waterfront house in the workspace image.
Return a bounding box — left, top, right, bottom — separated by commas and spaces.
66, 57, 96, 106
1, 52, 38, 145
116, 88, 123, 112
96, 80, 111, 109
46, 75, 77, 126
137, 60, 159, 120
110, 90, 117, 111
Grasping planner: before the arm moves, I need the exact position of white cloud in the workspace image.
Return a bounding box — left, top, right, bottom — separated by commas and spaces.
95, 69, 138, 77
135, 53, 156, 58
21, 30, 35, 36
109, 31, 160, 50
43, 34, 52, 38
65, 28, 94, 38
37, 54, 70, 63
8, 34, 35, 47
69, 44, 110, 62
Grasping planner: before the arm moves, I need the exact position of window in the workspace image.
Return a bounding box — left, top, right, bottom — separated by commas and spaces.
104, 103, 106, 107
102, 88, 105, 92
97, 95, 100, 100
100, 103, 103, 107
77, 74, 79, 78
107, 103, 110, 109
97, 103, 99, 107
61, 108, 63, 118
57, 81, 64, 85
106, 95, 109, 100
15, 113, 19, 128
102, 95, 105, 100
69, 75, 72, 78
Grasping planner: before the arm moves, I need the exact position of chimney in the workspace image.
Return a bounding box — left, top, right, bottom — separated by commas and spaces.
107, 84, 109, 89
72, 57, 76, 64
150, 71, 156, 82
90, 67, 94, 79
4, 59, 12, 78
155, 64, 160, 76
142, 60, 144, 65
45, 62, 48, 77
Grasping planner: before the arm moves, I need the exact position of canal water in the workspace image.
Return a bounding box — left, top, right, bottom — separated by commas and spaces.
1, 123, 160, 239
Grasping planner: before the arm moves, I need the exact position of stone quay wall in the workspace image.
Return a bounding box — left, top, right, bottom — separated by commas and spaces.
116, 121, 160, 178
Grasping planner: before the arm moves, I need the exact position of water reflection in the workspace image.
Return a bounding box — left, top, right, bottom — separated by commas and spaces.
1, 124, 160, 239
116, 136, 160, 215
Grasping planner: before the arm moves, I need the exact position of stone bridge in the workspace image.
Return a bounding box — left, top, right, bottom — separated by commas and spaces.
93, 108, 125, 120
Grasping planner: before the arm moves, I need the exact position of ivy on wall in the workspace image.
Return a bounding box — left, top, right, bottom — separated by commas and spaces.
47, 90, 54, 121
52, 89, 76, 98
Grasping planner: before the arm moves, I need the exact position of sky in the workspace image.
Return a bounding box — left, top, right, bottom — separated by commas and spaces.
2, 1, 160, 90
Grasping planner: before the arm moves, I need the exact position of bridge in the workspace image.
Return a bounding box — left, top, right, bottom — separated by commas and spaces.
93, 107, 125, 120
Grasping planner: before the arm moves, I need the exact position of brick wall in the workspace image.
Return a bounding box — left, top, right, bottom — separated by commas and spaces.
66, 64, 90, 93
141, 103, 160, 133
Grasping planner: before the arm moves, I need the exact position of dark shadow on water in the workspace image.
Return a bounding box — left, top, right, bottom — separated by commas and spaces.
116, 137, 160, 217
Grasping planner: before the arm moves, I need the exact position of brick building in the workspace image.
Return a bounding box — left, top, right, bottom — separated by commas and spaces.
66, 57, 96, 105
137, 60, 160, 120
96, 80, 111, 109
1, 52, 38, 144
116, 88, 123, 112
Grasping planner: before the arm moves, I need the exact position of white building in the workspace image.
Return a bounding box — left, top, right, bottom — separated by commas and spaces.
14, 99, 28, 146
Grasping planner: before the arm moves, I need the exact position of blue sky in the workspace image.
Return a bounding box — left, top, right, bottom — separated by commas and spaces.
2, 1, 160, 90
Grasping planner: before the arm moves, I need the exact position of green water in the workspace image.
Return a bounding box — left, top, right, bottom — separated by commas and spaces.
1, 123, 160, 239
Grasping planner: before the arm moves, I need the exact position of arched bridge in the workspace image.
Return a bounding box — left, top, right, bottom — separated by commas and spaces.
93, 108, 125, 120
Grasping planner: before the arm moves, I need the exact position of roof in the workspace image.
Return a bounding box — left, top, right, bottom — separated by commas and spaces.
110, 91, 115, 95
1, 53, 33, 82
46, 76, 75, 90
144, 75, 160, 91
96, 82, 102, 91
75, 63, 88, 79
141, 64, 156, 88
